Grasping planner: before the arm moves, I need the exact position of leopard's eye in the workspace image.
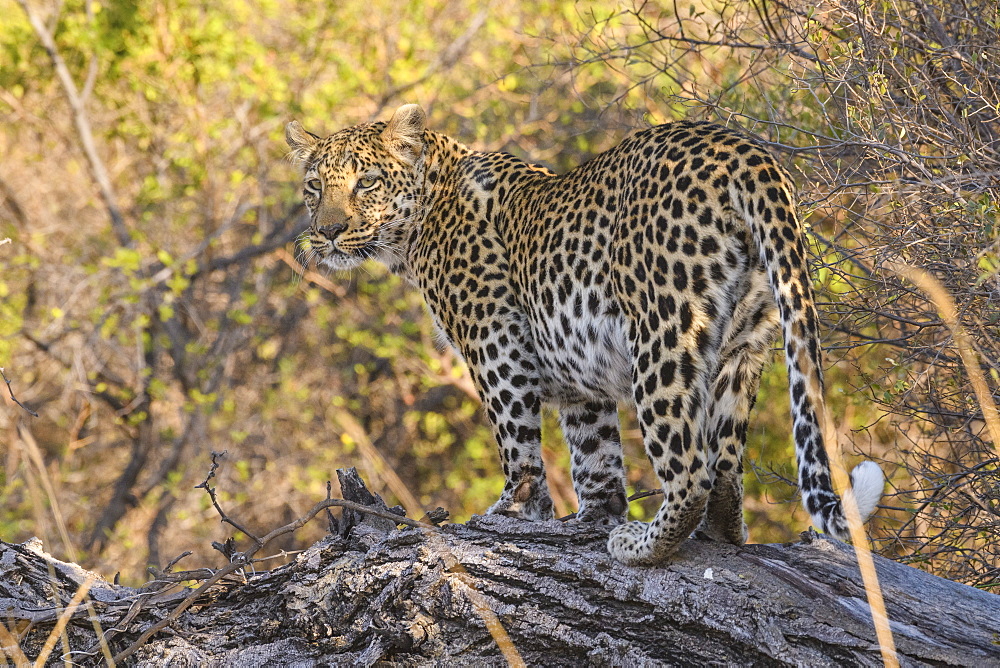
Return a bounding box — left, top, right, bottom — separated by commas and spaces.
305, 178, 322, 192
357, 175, 379, 191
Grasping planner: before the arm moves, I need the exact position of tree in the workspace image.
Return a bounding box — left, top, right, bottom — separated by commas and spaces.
2, 470, 997, 665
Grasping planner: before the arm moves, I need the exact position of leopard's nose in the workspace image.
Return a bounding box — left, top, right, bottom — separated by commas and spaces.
317, 223, 347, 240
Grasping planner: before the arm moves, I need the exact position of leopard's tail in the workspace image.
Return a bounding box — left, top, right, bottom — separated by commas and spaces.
732, 147, 884, 539
838, 461, 886, 537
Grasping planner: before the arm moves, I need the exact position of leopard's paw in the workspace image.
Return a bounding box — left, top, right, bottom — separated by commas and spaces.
573, 494, 628, 526
486, 479, 554, 521
607, 521, 656, 565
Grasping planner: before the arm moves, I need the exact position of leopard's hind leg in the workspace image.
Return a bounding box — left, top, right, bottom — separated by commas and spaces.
606, 315, 717, 566
697, 310, 779, 543
559, 400, 628, 525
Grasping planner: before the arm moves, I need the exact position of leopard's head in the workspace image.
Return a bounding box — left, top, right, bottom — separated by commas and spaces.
286, 104, 427, 271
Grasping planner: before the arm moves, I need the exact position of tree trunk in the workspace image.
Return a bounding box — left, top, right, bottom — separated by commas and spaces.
2, 472, 998, 666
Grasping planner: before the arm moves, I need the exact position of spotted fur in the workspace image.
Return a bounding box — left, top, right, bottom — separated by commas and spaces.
286, 104, 884, 565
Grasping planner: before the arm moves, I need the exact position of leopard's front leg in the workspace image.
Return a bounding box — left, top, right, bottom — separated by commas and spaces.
461, 313, 554, 522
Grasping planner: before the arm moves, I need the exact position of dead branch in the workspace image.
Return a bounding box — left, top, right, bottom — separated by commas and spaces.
193, 451, 261, 543
0, 367, 38, 417
2, 470, 998, 666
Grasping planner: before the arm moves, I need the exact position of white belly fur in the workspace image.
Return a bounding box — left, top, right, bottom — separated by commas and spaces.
531, 307, 632, 405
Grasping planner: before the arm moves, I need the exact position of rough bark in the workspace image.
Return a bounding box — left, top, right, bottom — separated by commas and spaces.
2, 472, 998, 666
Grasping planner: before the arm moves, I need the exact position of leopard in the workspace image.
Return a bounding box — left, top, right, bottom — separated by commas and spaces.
286, 103, 884, 565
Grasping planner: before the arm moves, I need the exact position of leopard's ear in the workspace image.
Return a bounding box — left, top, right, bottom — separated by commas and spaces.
285, 121, 320, 164
381, 104, 426, 166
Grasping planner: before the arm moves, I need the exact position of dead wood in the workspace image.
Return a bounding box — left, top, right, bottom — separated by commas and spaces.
2, 469, 998, 666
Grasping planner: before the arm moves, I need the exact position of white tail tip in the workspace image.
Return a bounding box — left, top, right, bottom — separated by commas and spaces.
845, 460, 885, 522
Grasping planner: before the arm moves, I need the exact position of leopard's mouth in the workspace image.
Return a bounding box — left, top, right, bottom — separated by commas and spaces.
312, 236, 380, 271
309, 226, 394, 270
313, 244, 363, 269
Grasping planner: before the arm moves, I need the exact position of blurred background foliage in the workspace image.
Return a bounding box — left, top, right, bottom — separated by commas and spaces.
1, 0, 997, 588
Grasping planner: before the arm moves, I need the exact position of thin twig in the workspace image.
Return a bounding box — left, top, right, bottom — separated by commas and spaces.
163, 551, 193, 573
240, 495, 438, 559
194, 451, 261, 542
1, 367, 39, 417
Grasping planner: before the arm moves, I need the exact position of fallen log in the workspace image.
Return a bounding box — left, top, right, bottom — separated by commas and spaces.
2, 470, 997, 666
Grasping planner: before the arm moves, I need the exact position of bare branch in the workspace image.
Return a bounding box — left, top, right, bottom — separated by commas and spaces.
194, 451, 261, 543
1, 367, 39, 417
111, 469, 439, 664
14, 0, 130, 246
